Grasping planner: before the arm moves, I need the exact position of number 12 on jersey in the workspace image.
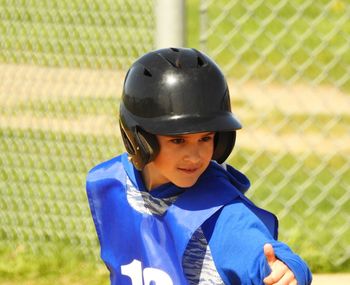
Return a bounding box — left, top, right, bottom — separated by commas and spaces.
121, 259, 173, 285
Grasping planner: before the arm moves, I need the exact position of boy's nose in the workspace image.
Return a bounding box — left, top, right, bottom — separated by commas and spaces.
183, 146, 201, 163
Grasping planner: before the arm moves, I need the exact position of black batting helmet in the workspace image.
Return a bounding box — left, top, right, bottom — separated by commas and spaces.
119, 47, 242, 170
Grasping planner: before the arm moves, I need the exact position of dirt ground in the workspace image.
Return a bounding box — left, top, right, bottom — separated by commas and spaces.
2, 63, 349, 113
1, 63, 349, 155
1, 274, 349, 285
312, 273, 350, 285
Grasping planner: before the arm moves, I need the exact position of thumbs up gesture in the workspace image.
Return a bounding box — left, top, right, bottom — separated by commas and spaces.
263, 244, 297, 285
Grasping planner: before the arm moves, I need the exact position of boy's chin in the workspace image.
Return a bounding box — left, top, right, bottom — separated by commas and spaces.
173, 178, 199, 189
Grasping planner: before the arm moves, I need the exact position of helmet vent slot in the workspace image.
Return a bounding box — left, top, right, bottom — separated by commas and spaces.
143, 68, 152, 77
197, 56, 206, 67
158, 54, 181, 69
170, 47, 180, 52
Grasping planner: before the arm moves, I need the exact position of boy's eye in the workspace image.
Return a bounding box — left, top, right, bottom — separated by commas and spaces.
170, 138, 185, 144
200, 136, 213, 142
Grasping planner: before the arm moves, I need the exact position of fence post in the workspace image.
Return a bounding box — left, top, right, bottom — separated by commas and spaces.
155, 0, 186, 49
199, 0, 208, 51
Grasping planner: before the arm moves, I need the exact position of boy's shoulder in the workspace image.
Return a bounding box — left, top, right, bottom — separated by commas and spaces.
217, 162, 250, 194
87, 153, 128, 183
218, 196, 279, 239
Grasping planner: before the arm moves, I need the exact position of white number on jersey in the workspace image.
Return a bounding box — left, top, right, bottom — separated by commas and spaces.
121, 259, 173, 285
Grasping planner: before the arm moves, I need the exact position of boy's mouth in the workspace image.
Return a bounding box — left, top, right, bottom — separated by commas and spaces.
178, 167, 199, 174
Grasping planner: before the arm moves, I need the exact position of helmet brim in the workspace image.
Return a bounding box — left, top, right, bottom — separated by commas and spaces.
135, 112, 242, 135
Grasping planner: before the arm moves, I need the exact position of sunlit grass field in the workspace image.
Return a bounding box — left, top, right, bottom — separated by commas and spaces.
1, 127, 349, 284
1, 0, 349, 90
187, 0, 350, 91
0, 0, 349, 284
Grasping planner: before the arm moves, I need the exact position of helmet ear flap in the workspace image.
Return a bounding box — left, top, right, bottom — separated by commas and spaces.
119, 120, 159, 170
135, 127, 159, 169
120, 122, 136, 155
212, 132, 236, 164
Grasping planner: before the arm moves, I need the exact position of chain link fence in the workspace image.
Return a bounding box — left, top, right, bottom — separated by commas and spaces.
0, 0, 154, 259
0, 0, 349, 273
199, 0, 349, 271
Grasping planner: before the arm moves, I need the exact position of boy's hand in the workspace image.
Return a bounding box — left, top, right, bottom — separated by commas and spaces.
263, 243, 297, 285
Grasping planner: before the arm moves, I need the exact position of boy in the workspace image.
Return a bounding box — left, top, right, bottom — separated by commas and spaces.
86, 47, 312, 285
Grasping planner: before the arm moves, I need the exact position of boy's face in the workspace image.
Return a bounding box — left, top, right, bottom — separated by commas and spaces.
142, 132, 215, 190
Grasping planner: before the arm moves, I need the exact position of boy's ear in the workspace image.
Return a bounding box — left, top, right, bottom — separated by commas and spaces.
212, 132, 236, 164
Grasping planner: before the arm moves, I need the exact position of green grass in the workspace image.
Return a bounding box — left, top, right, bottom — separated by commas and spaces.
0, 0, 155, 69
228, 150, 350, 272
1, 126, 349, 277
0, 97, 118, 118
1, 0, 349, 91
0, 244, 109, 285
243, 111, 350, 135
0, 0, 349, 281
189, 0, 350, 91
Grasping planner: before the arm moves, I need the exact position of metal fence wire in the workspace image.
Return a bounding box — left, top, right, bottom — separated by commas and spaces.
199, 0, 350, 270
0, 0, 349, 272
0, 0, 154, 258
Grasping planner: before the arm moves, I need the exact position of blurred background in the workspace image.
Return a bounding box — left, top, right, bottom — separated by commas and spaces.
0, 0, 349, 284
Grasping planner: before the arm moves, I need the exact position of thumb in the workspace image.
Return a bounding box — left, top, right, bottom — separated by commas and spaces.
264, 243, 277, 267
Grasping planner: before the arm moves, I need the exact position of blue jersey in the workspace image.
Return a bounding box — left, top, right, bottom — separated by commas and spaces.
86, 153, 312, 285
